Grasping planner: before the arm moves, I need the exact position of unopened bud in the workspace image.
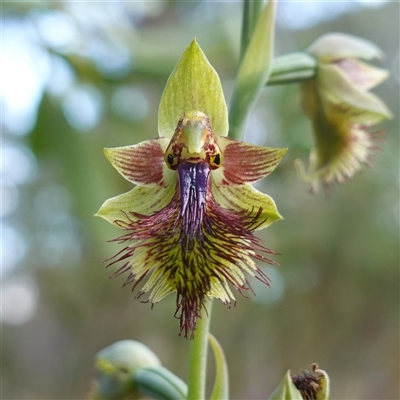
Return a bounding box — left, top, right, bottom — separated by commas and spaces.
91, 340, 161, 399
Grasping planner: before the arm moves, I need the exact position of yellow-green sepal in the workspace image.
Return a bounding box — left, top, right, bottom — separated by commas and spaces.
95, 184, 176, 225
267, 371, 303, 400
211, 181, 282, 230
209, 334, 229, 400
158, 39, 228, 139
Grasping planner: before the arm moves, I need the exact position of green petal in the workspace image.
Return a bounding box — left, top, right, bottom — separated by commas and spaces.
218, 137, 287, 185
319, 63, 392, 124
104, 138, 173, 186
95, 183, 176, 225
307, 33, 383, 62
211, 179, 282, 229
267, 371, 303, 400
229, 0, 276, 140
158, 39, 228, 138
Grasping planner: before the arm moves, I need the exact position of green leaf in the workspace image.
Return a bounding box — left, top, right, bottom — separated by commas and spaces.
307, 33, 383, 62
158, 39, 228, 139
229, 0, 276, 140
133, 366, 188, 400
208, 334, 229, 400
267, 371, 303, 400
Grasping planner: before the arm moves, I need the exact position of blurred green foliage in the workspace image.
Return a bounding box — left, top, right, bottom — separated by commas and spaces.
2, 2, 399, 399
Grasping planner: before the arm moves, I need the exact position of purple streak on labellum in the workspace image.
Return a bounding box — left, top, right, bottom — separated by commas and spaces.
178, 161, 211, 250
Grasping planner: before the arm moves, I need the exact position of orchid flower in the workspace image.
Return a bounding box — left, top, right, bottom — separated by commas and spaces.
96, 40, 286, 337
296, 33, 392, 192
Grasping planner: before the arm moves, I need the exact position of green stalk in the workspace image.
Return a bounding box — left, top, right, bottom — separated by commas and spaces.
187, 299, 213, 400
251, 0, 264, 34
267, 52, 317, 85
240, 1, 265, 62
229, 0, 276, 141
240, 0, 251, 61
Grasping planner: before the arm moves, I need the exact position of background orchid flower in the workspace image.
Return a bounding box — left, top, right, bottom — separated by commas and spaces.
96, 40, 286, 337
296, 33, 392, 192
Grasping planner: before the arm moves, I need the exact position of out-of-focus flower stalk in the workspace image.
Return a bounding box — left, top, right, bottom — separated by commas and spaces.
268, 53, 317, 85
229, 0, 276, 140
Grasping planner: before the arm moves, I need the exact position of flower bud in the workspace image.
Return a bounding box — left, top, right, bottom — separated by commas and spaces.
291, 363, 330, 400
90, 340, 161, 399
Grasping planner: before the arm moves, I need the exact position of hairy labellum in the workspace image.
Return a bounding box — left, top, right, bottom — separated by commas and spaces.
109, 160, 276, 338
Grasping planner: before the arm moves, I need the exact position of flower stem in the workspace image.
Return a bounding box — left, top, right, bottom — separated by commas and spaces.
187, 299, 212, 400
250, 0, 263, 34
267, 52, 317, 85
240, 0, 251, 61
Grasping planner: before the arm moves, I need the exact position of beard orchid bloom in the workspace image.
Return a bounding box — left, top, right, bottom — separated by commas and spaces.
297, 33, 391, 192
97, 40, 286, 337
